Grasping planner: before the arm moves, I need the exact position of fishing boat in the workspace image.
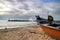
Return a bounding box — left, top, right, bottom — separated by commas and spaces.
35, 15, 60, 39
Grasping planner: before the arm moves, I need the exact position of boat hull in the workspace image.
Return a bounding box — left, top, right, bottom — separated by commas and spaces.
40, 25, 60, 39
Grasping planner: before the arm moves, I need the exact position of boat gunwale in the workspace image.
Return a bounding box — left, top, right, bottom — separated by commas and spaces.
40, 24, 60, 31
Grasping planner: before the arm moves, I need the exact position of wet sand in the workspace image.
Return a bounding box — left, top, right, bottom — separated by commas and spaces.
0, 25, 56, 40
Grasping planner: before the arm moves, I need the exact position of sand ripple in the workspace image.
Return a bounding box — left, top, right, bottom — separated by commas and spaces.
0, 26, 56, 40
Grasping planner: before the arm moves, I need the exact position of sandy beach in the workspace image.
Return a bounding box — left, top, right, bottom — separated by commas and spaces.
0, 25, 56, 40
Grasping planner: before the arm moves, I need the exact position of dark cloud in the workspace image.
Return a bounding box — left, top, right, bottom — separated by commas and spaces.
54, 7, 60, 15
17, 0, 26, 2
18, 3, 29, 10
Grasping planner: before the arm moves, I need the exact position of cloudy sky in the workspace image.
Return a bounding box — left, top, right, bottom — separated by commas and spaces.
0, 0, 60, 20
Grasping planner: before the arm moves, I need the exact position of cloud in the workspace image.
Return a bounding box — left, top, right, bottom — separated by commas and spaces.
0, 0, 60, 20
0, 0, 43, 16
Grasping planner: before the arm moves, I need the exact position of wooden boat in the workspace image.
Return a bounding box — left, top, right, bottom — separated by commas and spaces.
35, 12, 60, 39
40, 24, 60, 39
35, 15, 60, 39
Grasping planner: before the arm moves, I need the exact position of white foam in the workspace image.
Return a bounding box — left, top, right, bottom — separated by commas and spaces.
0, 21, 36, 29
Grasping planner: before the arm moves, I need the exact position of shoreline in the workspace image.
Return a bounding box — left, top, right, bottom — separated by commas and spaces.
0, 22, 36, 29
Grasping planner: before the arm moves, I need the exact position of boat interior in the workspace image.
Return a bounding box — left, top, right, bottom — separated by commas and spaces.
41, 23, 60, 30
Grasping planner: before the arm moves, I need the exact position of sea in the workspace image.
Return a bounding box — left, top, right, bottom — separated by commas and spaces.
0, 20, 36, 29
0, 19, 60, 29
